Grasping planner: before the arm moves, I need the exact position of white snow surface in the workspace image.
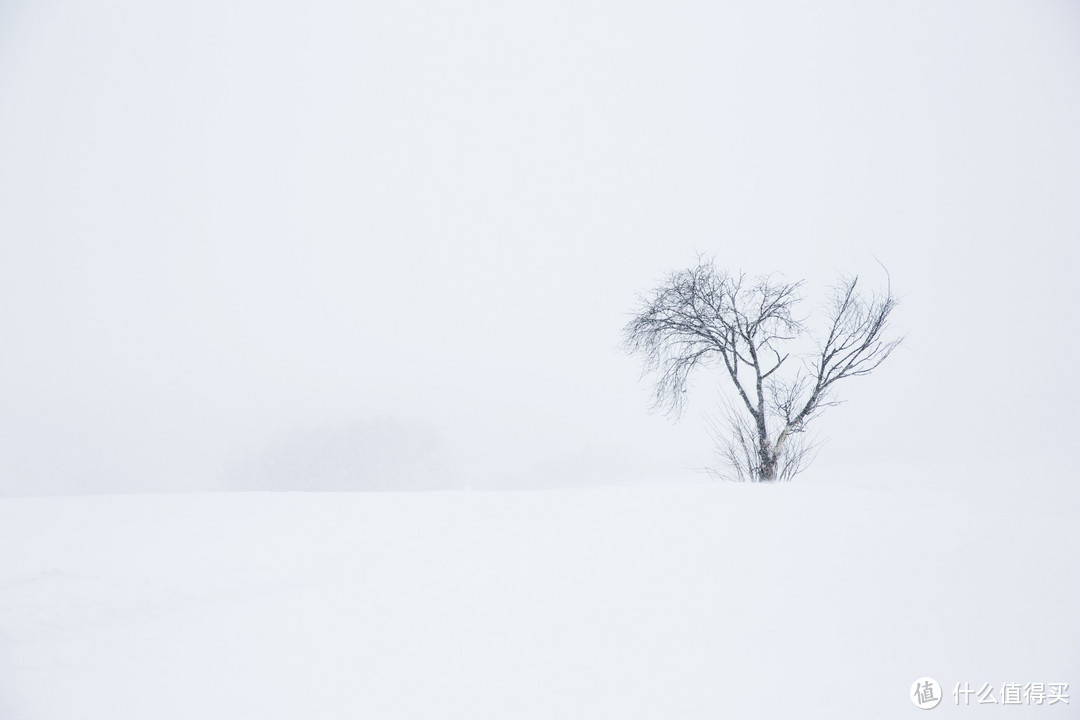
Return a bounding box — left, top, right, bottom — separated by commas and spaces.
0, 479, 1076, 719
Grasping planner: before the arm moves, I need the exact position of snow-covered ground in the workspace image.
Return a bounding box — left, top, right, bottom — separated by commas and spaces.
0, 477, 1075, 719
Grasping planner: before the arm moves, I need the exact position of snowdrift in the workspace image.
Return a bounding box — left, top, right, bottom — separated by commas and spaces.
0, 480, 1075, 718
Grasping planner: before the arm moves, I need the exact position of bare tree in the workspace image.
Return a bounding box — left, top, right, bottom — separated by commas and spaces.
623, 257, 901, 481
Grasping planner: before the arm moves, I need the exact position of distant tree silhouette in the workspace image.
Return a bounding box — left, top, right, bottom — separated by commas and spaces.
624, 257, 901, 481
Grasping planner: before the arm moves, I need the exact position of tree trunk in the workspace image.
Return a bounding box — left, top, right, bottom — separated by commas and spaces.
756, 424, 777, 481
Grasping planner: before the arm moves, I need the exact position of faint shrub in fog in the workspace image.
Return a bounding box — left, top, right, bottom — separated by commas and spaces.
226, 419, 451, 491
623, 256, 902, 482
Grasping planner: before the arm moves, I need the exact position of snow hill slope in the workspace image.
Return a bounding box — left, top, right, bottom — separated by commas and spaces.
0, 480, 1075, 719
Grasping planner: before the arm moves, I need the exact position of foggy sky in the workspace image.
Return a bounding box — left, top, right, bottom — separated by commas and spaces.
1, 0, 1077, 495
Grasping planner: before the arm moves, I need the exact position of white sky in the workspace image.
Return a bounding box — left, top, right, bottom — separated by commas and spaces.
1, 0, 1077, 494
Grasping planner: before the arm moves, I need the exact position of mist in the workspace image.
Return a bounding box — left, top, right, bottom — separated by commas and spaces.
1, 0, 1077, 495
